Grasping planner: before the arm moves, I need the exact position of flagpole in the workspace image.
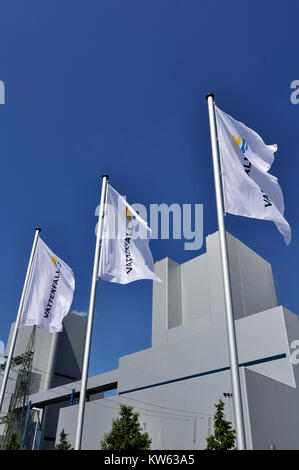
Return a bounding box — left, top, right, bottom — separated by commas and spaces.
74, 174, 109, 450
206, 93, 246, 450
0, 227, 41, 413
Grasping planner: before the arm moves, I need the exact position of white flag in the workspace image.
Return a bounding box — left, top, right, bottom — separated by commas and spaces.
99, 184, 161, 284
21, 238, 75, 333
215, 105, 291, 245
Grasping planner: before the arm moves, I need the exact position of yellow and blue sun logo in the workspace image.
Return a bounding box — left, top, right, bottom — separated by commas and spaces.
232, 135, 248, 154
52, 256, 62, 269
126, 207, 136, 221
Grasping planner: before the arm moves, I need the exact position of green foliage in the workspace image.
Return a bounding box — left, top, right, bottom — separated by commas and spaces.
52, 428, 73, 450
4, 431, 20, 450
100, 403, 152, 450
205, 399, 236, 450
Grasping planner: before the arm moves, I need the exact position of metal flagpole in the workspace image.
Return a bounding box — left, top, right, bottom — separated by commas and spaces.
206, 93, 246, 450
74, 174, 109, 450
0, 227, 41, 414
31, 408, 41, 450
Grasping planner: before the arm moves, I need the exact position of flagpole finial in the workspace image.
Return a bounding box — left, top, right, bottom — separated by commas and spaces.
35, 227, 41, 232
206, 93, 215, 100
102, 174, 109, 179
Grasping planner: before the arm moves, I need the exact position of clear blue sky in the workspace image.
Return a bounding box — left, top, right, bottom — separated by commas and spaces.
0, 0, 298, 378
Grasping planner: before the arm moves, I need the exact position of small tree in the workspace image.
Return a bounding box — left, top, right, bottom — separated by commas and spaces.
4, 431, 20, 450
52, 428, 73, 450
100, 403, 151, 450
205, 399, 236, 450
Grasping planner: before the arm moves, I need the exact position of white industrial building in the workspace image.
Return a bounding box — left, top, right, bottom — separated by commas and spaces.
2, 231, 299, 449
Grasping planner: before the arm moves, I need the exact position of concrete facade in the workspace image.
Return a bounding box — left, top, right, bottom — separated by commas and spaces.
25, 231, 299, 449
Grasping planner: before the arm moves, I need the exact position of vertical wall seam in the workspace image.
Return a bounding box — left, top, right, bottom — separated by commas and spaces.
236, 240, 246, 318
240, 367, 253, 449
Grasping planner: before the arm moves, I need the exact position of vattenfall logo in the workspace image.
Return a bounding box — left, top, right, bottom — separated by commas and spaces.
232, 134, 272, 208
52, 255, 62, 269
125, 207, 135, 222
44, 256, 61, 319
233, 134, 251, 176
232, 135, 248, 154
124, 207, 135, 275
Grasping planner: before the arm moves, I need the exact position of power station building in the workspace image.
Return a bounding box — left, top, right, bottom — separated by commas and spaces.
0, 312, 87, 449
2, 231, 299, 449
